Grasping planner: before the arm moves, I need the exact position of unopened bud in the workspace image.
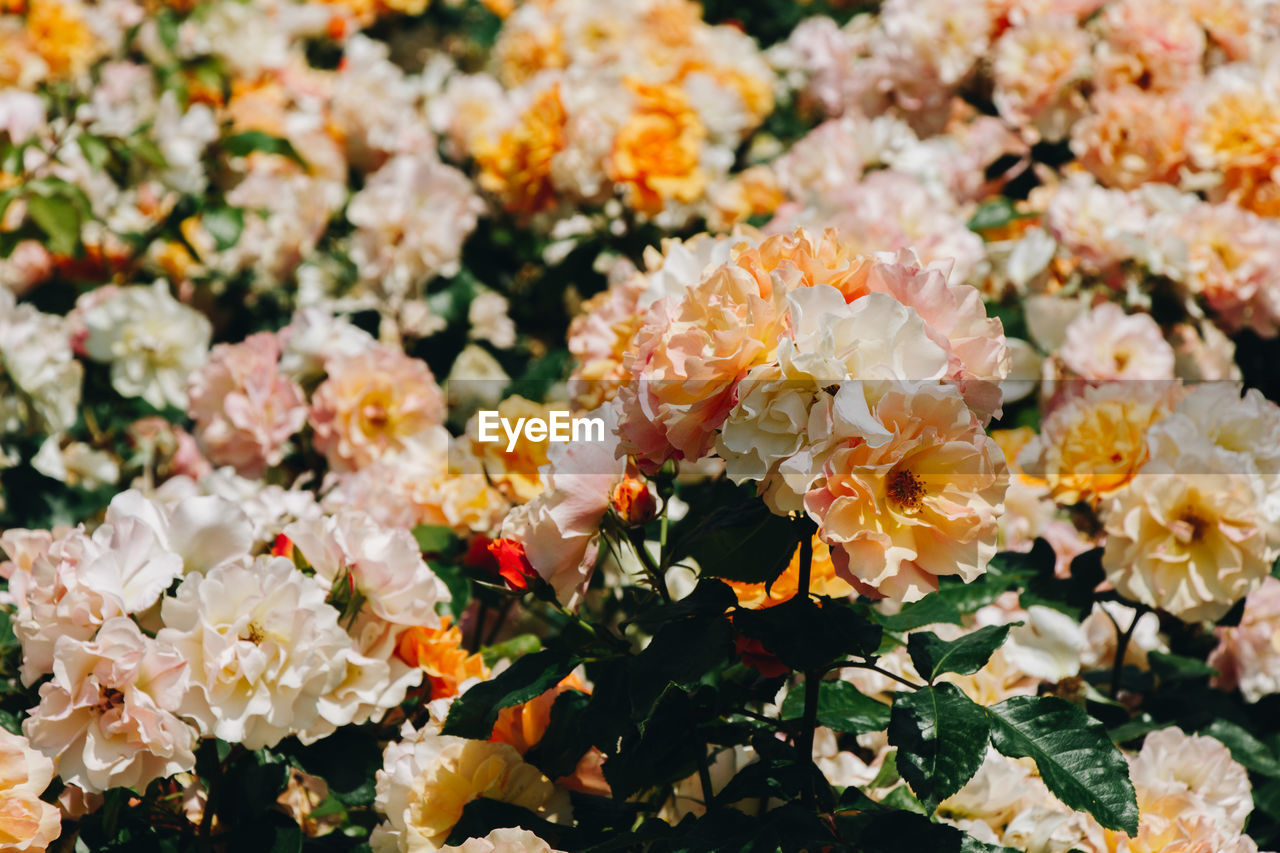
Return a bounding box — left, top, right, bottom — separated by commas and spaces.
487, 537, 539, 592
611, 475, 657, 526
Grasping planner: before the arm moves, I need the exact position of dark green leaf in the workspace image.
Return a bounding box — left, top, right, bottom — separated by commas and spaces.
907, 624, 1014, 683
837, 807, 1017, 851
280, 725, 382, 806
1202, 719, 1280, 778
218, 749, 292, 823
632, 578, 735, 631
1147, 651, 1217, 683
430, 560, 472, 620
986, 696, 1138, 834
888, 683, 989, 813
872, 594, 964, 632
734, 596, 880, 671
629, 614, 734, 714
712, 751, 831, 810
602, 686, 704, 800
780, 680, 891, 734
524, 689, 594, 780
673, 495, 804, 585
445, 798, 568, 848
443, 649, 581, 739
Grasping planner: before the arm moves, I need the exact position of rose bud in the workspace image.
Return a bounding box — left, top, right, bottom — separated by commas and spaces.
488, 537, 540, 592
611, 475, 657, 526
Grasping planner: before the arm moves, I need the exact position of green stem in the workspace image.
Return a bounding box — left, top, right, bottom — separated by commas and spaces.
793, 533, 820, 779
628, 524, 670, 602
1109, 604, 1146, 700
697, 749, 715, 812
825, 659, 923, 691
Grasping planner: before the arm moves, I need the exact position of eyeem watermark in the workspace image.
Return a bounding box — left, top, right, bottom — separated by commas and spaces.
476, 409, 607, 451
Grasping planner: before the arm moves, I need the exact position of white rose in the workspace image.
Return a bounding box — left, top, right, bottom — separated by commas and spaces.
157, 557, 354, 749
81, 281, 212, 410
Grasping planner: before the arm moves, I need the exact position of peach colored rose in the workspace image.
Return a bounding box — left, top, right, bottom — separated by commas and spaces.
804, 382, 1008, 602
187, 332, 307, 477
1024, 382, 1176, 506
310, 345, 446, 472
1058, 303, 1176, 382
617, 247, 786, 468
1210, 577, 1280, 702
1103, 457, 1271, 622
1072, 88, 1190, 189
0, 729, 59, 851
23, 618, 195, 793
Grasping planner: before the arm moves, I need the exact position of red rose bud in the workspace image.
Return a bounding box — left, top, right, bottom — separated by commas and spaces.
271, 533, 294, 559
488, 538, 539, 592
611, 475, 657, 526
734, 634, 790, 679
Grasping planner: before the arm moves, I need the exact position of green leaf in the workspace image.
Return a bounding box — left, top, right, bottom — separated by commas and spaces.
602, 685, 704, 800
523, 689, 593, 780
1108, 716, 1169, 746
222, 130, 307, 168
1202, 719, 1280, 778
431, 560, 472, 621
77, 134, 111, 170
280, 725, 382, 806
986, 696, 1138, 834
412, 524, 458, 555
202, 205, 244, 251
1147, 650, 1217, 683
734, 596, 881, 671
907, 624, 1015, 683
129, 137, 167, 168
218, 749, 292, 823
888, 683, 989, 813
673, 491, 805, 585
629, 613, 734, 714
446, 799, 568, 848
443, 648, 581, 739
780, 680, 891, 734
838, 808, 1018, 852
967, 197, 1033, 233
481, 633, 541, 666
24, 193, 80, 256
872, 594, 964, 632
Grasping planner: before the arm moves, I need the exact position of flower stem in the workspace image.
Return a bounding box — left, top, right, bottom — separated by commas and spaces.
793, 532, 820, 783
1109, 604, 1146, 700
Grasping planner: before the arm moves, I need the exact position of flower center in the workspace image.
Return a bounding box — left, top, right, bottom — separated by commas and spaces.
94, 686, 124, 714
1177, 509, 1209, 543
243, 621, 266, 645
887, 468, 926, 511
